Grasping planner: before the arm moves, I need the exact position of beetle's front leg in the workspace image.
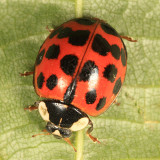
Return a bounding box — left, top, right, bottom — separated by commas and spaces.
24, 105, 38, 111
86, 119, 100, 143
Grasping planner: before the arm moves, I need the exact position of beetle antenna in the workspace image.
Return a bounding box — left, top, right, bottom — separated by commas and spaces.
32, 129, 50, 137
64, 138, 77, 152
32, 132, 50, 137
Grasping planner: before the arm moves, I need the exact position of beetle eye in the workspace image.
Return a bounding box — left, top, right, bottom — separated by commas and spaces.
59, 128, 72, 138
46, 125, 52, 133
46, 122, 57, 133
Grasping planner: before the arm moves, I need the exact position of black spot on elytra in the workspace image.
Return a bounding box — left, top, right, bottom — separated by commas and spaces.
36, 49, 45, 65
74, 18, 96, 25
122, 40, 127, 59
69, 30, 90, 46
113, 78, 122, 95
111, 44, 121, 60
79, 60, 98, 82
45, 44, 60, 59
46, 74, 58, 90
37, 72, 45, 89
63, 79, 77, 104
92, 34, 111, 56
121, 48, 127, 66
57, 27, 73, 39
85, 89, 97, 104
103, 64, 117, 83
101, 23, 119, 37
49, 26, 64, 39
96, 97, 106, 111
60, 55, 78, 76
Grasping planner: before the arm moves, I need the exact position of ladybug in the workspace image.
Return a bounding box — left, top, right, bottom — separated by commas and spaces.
23, 17, 132, 151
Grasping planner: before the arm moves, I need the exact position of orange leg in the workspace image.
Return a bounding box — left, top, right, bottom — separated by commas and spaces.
20, 71, 34, 76
24, 105, 38, 111
113, 99, 120, 106
120, 35, 137, 42
86, 120, 100, 144
46, 26, 54, 33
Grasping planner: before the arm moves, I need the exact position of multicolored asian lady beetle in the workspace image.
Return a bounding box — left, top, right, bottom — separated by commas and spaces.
23, 17, 133, 151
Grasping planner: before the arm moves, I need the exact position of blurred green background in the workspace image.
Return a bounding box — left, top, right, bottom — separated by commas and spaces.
0, 0, 160, 159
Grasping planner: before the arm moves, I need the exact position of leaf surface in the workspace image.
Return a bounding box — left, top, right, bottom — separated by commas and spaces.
0, 0, 160, 159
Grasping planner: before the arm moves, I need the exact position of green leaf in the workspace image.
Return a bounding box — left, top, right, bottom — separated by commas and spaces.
0, 0, 160, 159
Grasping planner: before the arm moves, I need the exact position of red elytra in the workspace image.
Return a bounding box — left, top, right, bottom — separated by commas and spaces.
34, 17, 127, 116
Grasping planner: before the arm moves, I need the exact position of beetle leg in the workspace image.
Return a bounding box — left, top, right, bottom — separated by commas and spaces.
20, 71, 34, 76
86, 120, 100, 143
24, 105, 38, 111
46, 26, 54, 32
113, 99, 120, 106
120, 35, 137, 42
